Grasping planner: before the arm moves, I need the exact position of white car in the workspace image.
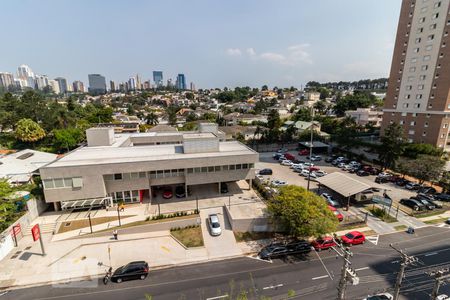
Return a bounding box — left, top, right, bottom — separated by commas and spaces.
300, 169, 314, 177
310, 155, 322, 161
342, 164, 353, 171
321, 193, 340, 207
436, 294, 449, 300
280, 160, 293, 166
271, 179, 288, 187
363, 292, 394, 300
337, 162, 346, 168
303, 162, 314, 167
314, 170, 328, 177
378, 172, 390, 178
208, 214, 222, 236
291, 163, 304, 169
293, 166, 304, 173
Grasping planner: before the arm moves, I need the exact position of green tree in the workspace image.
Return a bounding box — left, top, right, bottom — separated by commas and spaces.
145, 111, 159, 125
408, 155, 445, 184
378, 123, 406, 170
292, 107, 312, 122
267, 109, 282, 129
268, 185, 338, 237
53, 128, 84, 152
438, 172, 450, 193
165, 105, 179, 125
15, 118, 46, 143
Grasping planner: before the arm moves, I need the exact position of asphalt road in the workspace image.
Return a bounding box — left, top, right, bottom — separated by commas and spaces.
2, 226, 450, 300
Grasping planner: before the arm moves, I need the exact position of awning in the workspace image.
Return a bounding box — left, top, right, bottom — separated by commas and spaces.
61, 198, 106, 210
316, 172, 389, 197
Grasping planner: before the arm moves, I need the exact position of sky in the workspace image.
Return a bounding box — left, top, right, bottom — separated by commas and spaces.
0, 0, 402, 89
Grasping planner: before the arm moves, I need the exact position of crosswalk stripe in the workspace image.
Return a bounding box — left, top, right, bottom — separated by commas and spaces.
366, 235, 379, 245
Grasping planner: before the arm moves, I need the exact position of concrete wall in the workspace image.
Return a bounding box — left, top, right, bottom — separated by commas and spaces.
224, 205, 274, 232
186, 169, 255, 185
86, 127, 115, 147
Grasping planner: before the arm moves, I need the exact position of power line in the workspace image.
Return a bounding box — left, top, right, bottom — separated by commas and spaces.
389, 243, 419, 300
427, 268, 450, 300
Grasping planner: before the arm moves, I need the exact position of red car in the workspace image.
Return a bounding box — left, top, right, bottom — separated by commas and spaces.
308, 166, 320, 172
341, 231, 365, 245
298, 149, 309, 156
328, 205, 343, 222
311, 237, 336, 251
162, 189, 173, 199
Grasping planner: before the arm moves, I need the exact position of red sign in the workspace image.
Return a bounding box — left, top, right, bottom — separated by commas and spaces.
31, 224, 40, 241
11, 224, 21, 237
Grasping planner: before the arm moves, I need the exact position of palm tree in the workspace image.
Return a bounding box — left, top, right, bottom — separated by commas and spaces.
145, 111, 159, 125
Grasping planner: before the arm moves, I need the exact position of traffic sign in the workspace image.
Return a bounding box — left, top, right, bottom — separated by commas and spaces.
31, 224, 40, 241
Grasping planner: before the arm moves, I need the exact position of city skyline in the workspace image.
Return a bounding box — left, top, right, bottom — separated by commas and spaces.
0, 0, 401, 88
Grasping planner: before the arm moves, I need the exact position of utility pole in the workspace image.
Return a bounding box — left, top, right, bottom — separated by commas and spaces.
332, 236, 359, 300
390, 244, 418, 300
307, 106, 315, 191
427, 268, 450, 300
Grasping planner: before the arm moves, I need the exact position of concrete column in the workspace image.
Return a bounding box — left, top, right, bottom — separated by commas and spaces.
185, 183, 188, 198
218, 182, 221, 194
53, 202, 60, 211
149, 187, 152, 202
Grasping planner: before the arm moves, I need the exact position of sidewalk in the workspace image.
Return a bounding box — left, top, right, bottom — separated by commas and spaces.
0, 227, 241, 290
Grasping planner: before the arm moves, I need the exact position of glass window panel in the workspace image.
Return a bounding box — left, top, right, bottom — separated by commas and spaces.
122, 173, 131, 180
43, 179, 54, 189
208, 166, 214, 172
114, 173, 122, 180
130, 172, 139, 179
201, 167, 208, 173
215, 166, 221, 172
194, 167, 201, 173
116, 192, 123, 200
104, 174, 113, 181
222, 165, 229, 171
236, 164, 242, 170
229, 165, 235, 170
63, 178, 72, 187
54, 178, 64, 188
187, 168, 194, 174
139, 172, 147, 178
242, 164, 249, 169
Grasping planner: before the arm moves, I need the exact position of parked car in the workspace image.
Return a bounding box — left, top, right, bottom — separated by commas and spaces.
303, 162, 315, 167
341, 231, 365, 245
272, 179, 288, 187
395, 178, 410, 187
434, 193, 450, 202
208, 214, 222, 236
325, 156, 334, 163
291, 163, 304, 169
300, 169, 315, 177
411, 197, 436, 210
284, 153, 295, 161
337, 162, 347, 168
311, 236, 336, 251
259, 168, 273, 175
308, 166, 320, 172
416, 193, 443, 208
298, 149, 309, 155
405, 182, 421, 190
357, 170, 370, 177
220, 182, 229, 193
281, 159, 293, 166
111, 261, 149, 283
257, 243, 288, 260
418, 186, 437, 194
375, 176, 389, 184
363, 292, 394, 300
277, 148, 288, 153
314, 170, 328, 177
175, 186, 186, 198
273, 153, 282, 160
293, 166, 304, 173
162, 188, 173, 199
400, 198, 425, 211
285, 240, 312, 255
308, 155, 322, 161
328, 205, 343, 222
321, 193, 340, 207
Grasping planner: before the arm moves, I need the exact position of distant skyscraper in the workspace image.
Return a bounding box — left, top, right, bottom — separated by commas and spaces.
128, 77, 136, 90
0, 72, 15, 89
143, 80, 151, 90
190, 82, 196, 91
48, 79, 60, 94
17, 64, 35, 87
34, 75, 49, 90
88, 74, 107, 95
381, 0, 450, 148
176, 74, 186, 90
72, 80, 85, 93
55, 77, 68, 94
167, 78, 173, 88
153, 71, 163, 87
135, 74, 142, 90
110, 80, 116, 92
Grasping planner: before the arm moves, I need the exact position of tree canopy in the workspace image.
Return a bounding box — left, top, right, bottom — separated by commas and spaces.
268, 185, 338, 238
378, 123, 406, 170
15, 118, 46, 143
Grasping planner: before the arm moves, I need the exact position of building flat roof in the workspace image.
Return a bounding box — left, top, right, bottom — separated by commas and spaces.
44, 141, 256, 168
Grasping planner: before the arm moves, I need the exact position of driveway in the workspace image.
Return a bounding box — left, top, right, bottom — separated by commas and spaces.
200, 207, 242, 259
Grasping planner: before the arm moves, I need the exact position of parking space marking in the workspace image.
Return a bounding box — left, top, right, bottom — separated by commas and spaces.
312, 275, 329, 280
262, 283, 284, 290
366, 235, 379, 245
245, 255, 273, 263
424, 252, 438, 257
355, 267, 370, 272
206, 295, 229, 300
161, 246, 170, 253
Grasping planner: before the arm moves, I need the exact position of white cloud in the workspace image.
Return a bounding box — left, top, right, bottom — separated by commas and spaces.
226, 48, 242, 56
226, 44, 312, 66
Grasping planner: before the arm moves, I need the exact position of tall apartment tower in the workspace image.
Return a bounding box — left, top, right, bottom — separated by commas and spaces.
381, 0, 450, 149
88, 74, 107, 95
176, 73, 186, 90
153, 71, 163, 87
55, 77, 68, 94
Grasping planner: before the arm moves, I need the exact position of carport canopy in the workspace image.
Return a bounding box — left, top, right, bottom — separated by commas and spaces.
316, 172, 389, 197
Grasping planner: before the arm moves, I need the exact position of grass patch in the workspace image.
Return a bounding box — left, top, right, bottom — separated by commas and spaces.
361, 229, 377, 236
337, 221, 367, 231
57, 216, 133, 233
414, 210, 446, 218
171, 226, 204, 247
394, 225, 408, 231
367, 207, 397, 223
424, 217, 448, 225
233, 231, 278, 242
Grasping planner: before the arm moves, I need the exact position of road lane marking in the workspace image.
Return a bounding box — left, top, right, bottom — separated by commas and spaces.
312, 275, 329, 280
206, 294, 230, 300
355, 267, 369, 272
246, 255, 273, 263
262, 283, 284, 290
391, 260, 400, 264
425, 252, 438, 257
366, 235, 379, 245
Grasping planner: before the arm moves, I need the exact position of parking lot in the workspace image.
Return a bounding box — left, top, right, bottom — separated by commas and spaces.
255, 151, 419, 210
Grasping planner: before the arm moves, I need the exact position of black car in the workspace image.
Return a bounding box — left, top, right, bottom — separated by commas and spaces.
220, 182, 228, 193
375, 177, 389, 184
175, 186, 186, 198
411, 197, 435, 210
111, 261, 149, 283
416, 194, 443, 208
259, 168, 273, 175
356, 170, 370, 176
325, 157, 334, 163
434, 193, 450, 202
257, 243, 288, 260
285, 240, 312, 255
418, 186, 437, 194
400, 198, 425, 211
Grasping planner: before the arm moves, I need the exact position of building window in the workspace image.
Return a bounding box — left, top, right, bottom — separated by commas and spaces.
412, 113, 418, 117
43, 179, 54, 189
427, 34, 435, 41
427, 114, 431, 118
215, 166, 221, 172
194, 167, 201, 173
402, 112, 407, 116
408, 130, 415, 135
423, 131, 427, 136
421, 6, 428, 13
222, 165, 229, 171
421, 65, 428, 71
403, 103, 409, 108
130, 172, 139, 179
408, 76, 415, 81
53, 178, 64, 188
405, 94, 411, 99
114, 173, 122, 180
434, 1, 441, 8
420, 75, 426, 80
416, 94, 423, 99
425, 122, 429, 127
229, 165, 235, 170
411, 57, 418, 63
417, 27, 424, 33
414, 47, 420, 53
208, 166, 214, 172
415, 37, 421, 43
409, 67, 416, 72
423, 55, 431, 61
411, 121, 416, 126
432, 13, 439, 19
418, 84, 424, 90
430, 23, 437, 30
400, 120, 405, 125
201, 167, 208, 173
414, 103, 421, 108
406, 85, 412, 90
187, 168, 193, 174
139, 172, 146, 178
426, 45, 433, 51
444, 124, 448, 129
419, 17, 426, 23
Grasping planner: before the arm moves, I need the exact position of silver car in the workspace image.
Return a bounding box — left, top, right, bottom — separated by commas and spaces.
208, 214, 222, 236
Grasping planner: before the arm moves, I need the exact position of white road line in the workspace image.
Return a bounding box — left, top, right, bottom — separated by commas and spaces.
425, 252, 438, 257
391, 260, 400, 264
206, 295, 229, 300
245, 255, 273, 263
355, 267, 370, 272
312, 275, 329, 280
262, 283, 284, 290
